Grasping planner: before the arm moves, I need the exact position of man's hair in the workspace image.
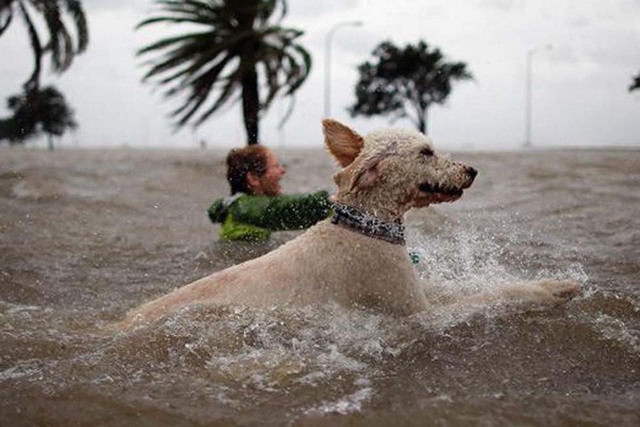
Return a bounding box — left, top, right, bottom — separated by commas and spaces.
226, 144, 270, 195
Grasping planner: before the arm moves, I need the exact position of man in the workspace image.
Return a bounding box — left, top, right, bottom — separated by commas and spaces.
208, 145, 331, 241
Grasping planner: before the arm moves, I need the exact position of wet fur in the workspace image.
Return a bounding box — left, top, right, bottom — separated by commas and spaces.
117, 120, 580, 330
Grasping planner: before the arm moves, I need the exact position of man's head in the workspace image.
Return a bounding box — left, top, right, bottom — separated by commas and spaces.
226, 145, 286, 196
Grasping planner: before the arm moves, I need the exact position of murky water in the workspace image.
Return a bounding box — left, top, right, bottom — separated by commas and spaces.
1, 147, 638, 425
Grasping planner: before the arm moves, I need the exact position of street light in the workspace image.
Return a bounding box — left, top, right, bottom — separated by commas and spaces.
324, 20, 363, 118
524, 44, 551, 148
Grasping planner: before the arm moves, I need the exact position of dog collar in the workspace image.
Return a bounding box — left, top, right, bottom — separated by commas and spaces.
331, 202, 405, 245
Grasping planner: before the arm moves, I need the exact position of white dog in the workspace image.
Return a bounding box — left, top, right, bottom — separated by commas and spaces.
117, 119, 580, 330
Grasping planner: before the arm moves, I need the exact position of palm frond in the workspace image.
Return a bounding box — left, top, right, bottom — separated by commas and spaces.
171, 54, 238, 125
193, 73, 242, 126
17, 1, 43, 90
137, 0, 221, 29
63, 0, 89, 52
39, 0, 64, 70
5, 0, 88, 88
0, 5, 13, 36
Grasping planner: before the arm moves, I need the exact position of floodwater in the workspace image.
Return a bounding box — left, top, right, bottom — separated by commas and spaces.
0, 147, 638, 426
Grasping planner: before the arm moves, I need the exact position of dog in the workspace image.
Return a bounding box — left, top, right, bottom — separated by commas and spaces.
117, 119, 580, 330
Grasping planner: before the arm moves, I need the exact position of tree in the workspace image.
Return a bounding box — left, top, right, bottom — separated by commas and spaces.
630, 71, 640, 92
350, 40, 473, 134
137, 0, 311, 145
0, 0, 88, 91
0, 85, 77, 150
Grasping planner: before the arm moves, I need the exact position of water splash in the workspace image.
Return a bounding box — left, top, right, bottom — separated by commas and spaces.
408, 212, 590, 300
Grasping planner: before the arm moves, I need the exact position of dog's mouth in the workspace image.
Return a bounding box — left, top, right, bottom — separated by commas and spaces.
418, 182, 464, 198
412, 181, 466, 207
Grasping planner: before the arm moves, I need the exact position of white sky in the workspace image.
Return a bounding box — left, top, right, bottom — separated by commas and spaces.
1, 0, 639, 150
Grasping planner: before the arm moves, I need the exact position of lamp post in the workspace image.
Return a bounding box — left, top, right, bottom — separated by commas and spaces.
324, 20, 362, 118
525, 44, 551, 148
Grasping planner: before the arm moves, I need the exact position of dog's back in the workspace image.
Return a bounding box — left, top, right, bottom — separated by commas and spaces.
119, 219, 426, 329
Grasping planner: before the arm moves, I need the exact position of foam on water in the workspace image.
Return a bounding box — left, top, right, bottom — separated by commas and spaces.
305, 381, 374, 415
594, 314, 640, 354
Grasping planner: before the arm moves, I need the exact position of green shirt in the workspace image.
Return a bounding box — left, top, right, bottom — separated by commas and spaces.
207, 191, 331, 241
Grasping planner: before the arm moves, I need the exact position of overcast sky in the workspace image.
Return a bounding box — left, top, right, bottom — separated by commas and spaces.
1, 0, 639, 150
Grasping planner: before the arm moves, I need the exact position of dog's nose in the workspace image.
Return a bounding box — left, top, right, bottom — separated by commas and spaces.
467, 166, 478, 179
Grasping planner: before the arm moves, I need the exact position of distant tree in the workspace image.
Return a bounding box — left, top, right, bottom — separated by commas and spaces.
350, 40, 473, 134
0, 85, 77, 150
137, 0, 311, 145
0, 0, 89, 91
630, 71, 640, 92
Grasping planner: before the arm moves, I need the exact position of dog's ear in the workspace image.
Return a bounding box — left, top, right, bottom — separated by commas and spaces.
350, 163, 380, 191
348, 151, 386, 191
347, 141, 398, 192
322, 119, 364, 167
333, 161, 381, 193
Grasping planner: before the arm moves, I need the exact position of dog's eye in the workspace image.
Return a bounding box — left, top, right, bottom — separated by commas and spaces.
420, 148, 434, 157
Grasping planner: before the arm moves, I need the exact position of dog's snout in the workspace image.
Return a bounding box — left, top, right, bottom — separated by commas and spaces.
467, 166, 478, 179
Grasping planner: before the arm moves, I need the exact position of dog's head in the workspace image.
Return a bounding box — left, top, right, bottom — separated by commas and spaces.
323, 119, 477, 220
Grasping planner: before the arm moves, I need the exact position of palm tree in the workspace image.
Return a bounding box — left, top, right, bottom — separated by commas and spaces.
0, 85, 77, 150
630, 71, 640, 92
137, 0, 311, 145
0, 0, 89, 91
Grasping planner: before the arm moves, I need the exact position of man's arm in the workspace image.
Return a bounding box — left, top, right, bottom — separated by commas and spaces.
230, 191, 331, 231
